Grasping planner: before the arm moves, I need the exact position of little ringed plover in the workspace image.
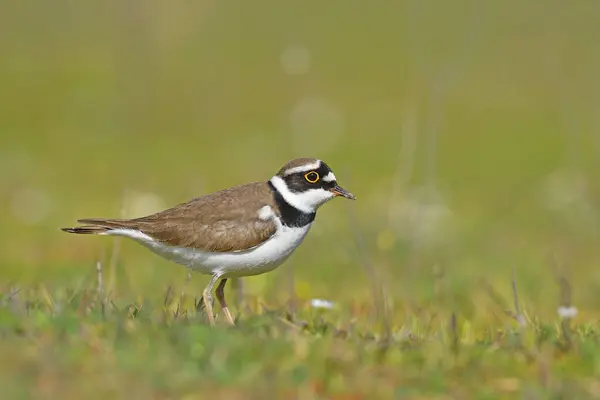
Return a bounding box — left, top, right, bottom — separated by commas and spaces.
62, 157, 355, 326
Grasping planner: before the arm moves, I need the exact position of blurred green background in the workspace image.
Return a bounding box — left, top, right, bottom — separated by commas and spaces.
2, 0, 600, 318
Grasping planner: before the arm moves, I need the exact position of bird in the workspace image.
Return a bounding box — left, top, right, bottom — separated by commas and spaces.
61, 157, 356, 326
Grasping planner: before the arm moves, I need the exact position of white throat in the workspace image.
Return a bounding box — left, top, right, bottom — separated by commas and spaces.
269, 175, 334, 213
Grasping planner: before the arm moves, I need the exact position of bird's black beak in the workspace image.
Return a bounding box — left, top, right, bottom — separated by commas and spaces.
329, 184, 356, 200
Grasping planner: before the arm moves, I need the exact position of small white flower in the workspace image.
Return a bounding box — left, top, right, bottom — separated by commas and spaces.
557, 306, 578, 319
310, 299, 335, 309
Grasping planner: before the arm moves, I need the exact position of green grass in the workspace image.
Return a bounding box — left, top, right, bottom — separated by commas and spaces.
3, 0, 600, 398
2, 273, 600, 399
1, 279, 599, 399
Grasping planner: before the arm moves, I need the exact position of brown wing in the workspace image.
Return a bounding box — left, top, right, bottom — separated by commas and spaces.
79, 182, 279, 252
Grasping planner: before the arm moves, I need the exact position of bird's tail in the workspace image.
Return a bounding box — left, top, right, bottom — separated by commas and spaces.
61, 218, 133, 235
61, 225, 111, 234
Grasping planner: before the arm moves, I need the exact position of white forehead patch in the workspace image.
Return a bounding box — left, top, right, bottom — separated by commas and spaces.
322, 172, 336, 182
283, 160, 321, 176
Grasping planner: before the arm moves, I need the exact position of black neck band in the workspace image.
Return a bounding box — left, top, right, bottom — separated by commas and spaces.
268, 181, 316, 227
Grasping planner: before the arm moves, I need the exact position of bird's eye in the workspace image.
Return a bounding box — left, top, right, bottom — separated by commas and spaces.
304, 171, 320, 183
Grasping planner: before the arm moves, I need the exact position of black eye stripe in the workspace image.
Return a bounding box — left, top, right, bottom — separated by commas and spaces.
283, 164, 336, 192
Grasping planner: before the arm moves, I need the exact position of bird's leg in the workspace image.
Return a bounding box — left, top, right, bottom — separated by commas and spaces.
202, 274, 221, 326
216, 278, 235, 325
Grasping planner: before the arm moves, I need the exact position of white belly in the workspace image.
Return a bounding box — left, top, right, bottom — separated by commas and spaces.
103, 224, 312, 278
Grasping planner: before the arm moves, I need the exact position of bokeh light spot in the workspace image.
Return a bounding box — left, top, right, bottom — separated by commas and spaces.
280, 45, 311, 75
11, 186, 50, 226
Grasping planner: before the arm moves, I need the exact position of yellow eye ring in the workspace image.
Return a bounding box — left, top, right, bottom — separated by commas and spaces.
304, 171, 320, 183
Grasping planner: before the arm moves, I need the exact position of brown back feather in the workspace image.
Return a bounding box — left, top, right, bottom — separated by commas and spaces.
70, 182, 279, 252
